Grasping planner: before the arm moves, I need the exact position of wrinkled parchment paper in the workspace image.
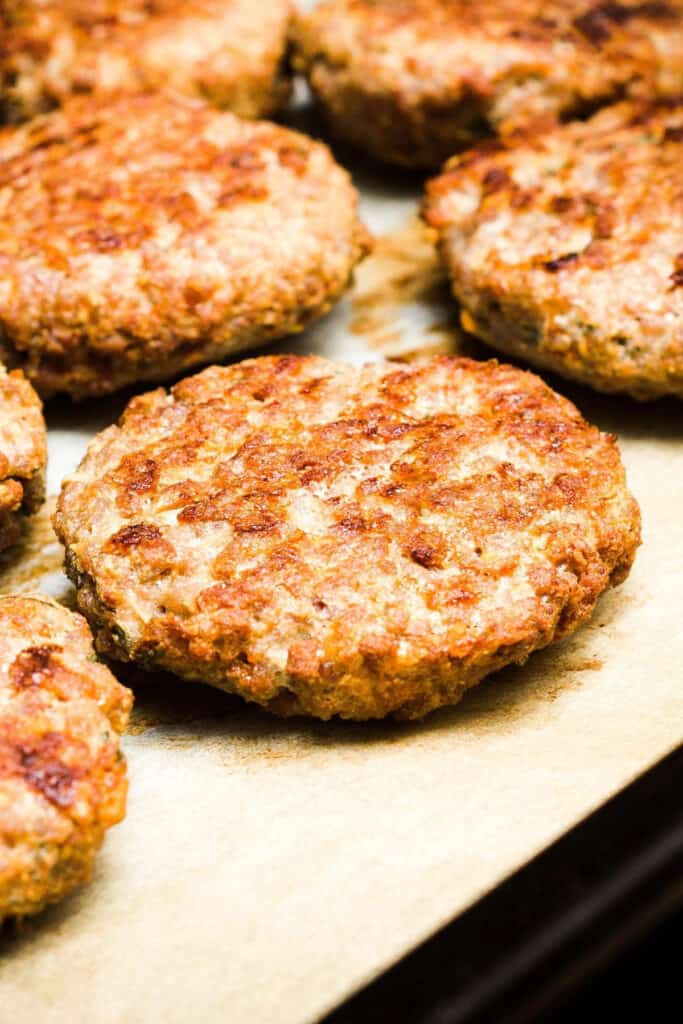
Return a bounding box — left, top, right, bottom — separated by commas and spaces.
1, 64, 682, 1024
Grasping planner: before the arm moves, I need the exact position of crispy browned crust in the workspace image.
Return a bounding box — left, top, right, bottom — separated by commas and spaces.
0, 0, 293, 122
424, 98, 683, 399
54, 354, 640, 721
0, 92, 371, 400
0, 365, 46, 553
0, 595, 132, 922
291, 0, 683, 168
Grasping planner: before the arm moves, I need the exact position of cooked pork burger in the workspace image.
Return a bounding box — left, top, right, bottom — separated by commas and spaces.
292, 0, 683, 167
0, 595, 131, 922
0, 366, 45, 553
0, 0, 293, 122
0, 92, 370, 399
55, 354, 640, 721
425, 98, 683, 399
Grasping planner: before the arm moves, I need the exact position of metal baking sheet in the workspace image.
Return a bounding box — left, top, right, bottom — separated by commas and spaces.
1, 38, 682, 1024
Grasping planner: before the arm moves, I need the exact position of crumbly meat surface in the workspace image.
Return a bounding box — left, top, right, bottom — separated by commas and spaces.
424, 99, 683, 400
0, 595, 131, 922
291, 0, 683, 167
54, 354, 640, 721
0, 92, 371, 400
0, 365, 46, 552
0, 0, 293, 122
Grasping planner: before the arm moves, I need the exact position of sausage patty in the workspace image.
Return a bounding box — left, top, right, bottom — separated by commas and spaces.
292, 0, 683, 167
424, 98, 683, 399
55, 354, 640, 721
0, 365, 45, 553
0, 92, 371, 399
0, 0, 293, 122
0, 595, 132, 922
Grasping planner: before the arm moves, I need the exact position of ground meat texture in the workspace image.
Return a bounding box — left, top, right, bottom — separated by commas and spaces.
0, 595, 132, 922
0, 0, 293, 123
0, 92, 371, 399
54, 354, 640, 721
424, 98, 683, 399
291, 0, 683, 168
0, 365, 45, 553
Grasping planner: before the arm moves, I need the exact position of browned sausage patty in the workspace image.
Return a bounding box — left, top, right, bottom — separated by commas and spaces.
0, 0, 293, 122
291, 0, 683, 167
0, 92, 371, 400
54, 354, 640, 721
424, 98, 683, 400
0, 366, 45, 553
0, 595, 132, 922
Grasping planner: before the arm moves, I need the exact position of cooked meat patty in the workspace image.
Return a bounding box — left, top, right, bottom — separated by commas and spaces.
0, 0, 293, 123
0, 92, 371, 400
0, 365, 46, 553
0, 595, 131, 923
424, 98, 683, 400
54, 354, 640, 721
291, 0, 683, 168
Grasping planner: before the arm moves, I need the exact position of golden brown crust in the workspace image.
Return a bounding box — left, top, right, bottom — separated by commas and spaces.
55, 354, 640, 721
0, 365, 46, 552
0, 595, 132, 922
424, 98, 683, 399
0, 0, 293, 122
0, 92, 371, 399
291, 0, 683, 167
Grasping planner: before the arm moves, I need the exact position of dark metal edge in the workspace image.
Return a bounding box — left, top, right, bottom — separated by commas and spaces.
321, 743, 683, 1024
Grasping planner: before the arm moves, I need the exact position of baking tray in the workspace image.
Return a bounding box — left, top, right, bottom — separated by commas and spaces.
1, 54, 683, 1024
324, 742, 683, 1023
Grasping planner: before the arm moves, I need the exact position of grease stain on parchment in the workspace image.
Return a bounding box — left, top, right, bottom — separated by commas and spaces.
0, 496, 70, 600
349, 216, 487, 361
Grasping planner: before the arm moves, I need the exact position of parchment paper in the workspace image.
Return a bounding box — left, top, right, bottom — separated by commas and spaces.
1, 57, 682, 1024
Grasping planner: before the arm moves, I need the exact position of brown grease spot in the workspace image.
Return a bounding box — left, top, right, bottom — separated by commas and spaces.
594, 203, 616, 239
114, 455, 159, 499
276, 144, 310, 175
410, 544, 440, 570
9, 645, 61, 689
178, 499, 217, 523
211, 147, 264, 173
349, 217, 480, 358
335, 511, 369, 535
510, 188, 536, 210
406, 527, 447, 570
232, 511, 279, 534
482, 167, 510, 195
184, 284, 206, 308
544, 252, 580, 272
0, 498, 66, 597
72, 226, 148, 251
218, 183, 268, 208
571, 656, 604, 671
13, 734, 79, 808
551, 195, 575, 214
107, 523, 163, 551
574, 2, 674, 46
671, 253, 683, 287
574, 7, 614, 45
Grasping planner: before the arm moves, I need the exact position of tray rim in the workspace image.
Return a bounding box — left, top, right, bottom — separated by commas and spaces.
322, 742, 683, 1024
